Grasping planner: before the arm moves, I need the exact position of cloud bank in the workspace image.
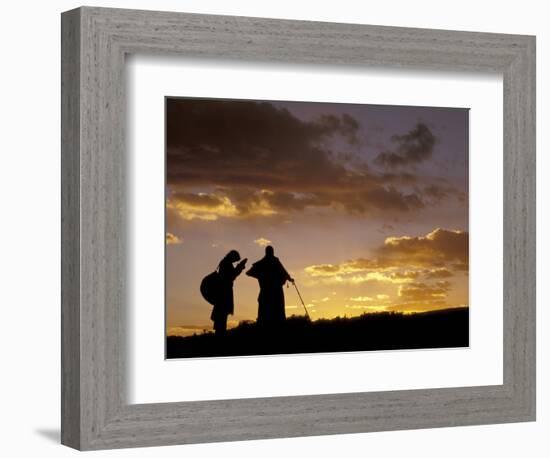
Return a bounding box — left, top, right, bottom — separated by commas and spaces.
166, 99, 456, 222
304, 228, 468, 311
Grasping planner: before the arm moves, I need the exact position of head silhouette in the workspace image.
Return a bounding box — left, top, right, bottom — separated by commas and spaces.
265, 246, 275, 257
224, 250, 241, 264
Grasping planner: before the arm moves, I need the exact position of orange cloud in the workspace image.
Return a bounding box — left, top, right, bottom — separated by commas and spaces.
166, 232, 183, 245
312, 271, 417, 285
379, 228, 468, 268
304, 258, 391, 277
304, 228, 468, 288
167, 190, 282, 221
348, 294, 391, 304
398, 281, 451, 301
344, 304, 389, 312
424, 267, 453, 279
254, 237, 272, 247
303, 228, 467, 314
166, 325, 207, 337
167, 193, 239, 221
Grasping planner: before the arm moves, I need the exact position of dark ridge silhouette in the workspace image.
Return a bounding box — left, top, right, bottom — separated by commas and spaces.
166, 307, 469, 359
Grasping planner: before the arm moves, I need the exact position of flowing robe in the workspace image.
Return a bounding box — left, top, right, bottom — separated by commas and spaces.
246, 255, 291, 326
210, 259, 245, 330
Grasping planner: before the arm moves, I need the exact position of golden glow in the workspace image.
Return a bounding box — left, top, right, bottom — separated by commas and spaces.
344, 304, 389, 313
306, 270, 418, 285
254, 237, 272, 247
167, 194, 239, 221
292, 228, 468, 318
166, 232, 182, 245
167, 320, 240, 337
304, 259, 391, 277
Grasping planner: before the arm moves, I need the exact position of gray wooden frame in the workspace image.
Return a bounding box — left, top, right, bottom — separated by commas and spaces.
61, 6, 536, 451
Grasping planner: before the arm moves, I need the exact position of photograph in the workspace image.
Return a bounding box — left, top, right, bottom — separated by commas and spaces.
165, 97, 470, 359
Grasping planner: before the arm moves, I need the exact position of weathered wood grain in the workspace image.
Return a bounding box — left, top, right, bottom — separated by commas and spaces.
61, 6, 536, 450
61, 7, 81, 450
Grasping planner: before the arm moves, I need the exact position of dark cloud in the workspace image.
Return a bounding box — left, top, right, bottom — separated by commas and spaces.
166, 99, 362, 189
166, 98, 427, 220
374, 123, 436, 168
377, 223, 395, 234
381, 172, 418, 184
359, 187, 424, 212
423, 184, 451, 201
423, 184, 467, 204
317, 113, 360, 145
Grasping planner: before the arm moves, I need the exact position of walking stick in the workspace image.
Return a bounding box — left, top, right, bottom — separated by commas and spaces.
292, 281, 311, 321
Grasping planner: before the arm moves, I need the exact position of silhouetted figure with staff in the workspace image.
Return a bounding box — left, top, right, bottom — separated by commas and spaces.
209, 250, 247, 336
246, 246, 293, 327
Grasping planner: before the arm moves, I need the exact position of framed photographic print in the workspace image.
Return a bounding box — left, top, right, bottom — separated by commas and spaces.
61, 6, 535, 450
164, 97, 470, 359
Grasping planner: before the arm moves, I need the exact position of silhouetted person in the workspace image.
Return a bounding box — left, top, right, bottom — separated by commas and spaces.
211, 250, 247, 336
246, 246, 293, 327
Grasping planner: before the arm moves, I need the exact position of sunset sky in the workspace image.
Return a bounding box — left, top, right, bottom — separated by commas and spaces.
165, 98, 469, 337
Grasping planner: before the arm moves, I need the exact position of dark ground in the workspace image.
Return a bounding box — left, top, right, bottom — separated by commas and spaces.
166, 307, 469, 359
